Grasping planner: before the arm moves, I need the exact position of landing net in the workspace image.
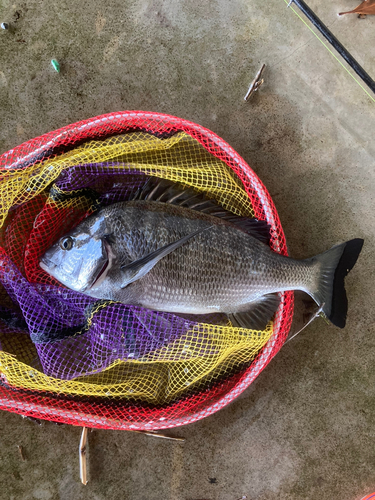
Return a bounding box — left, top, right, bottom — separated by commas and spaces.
0, 112, 293, 430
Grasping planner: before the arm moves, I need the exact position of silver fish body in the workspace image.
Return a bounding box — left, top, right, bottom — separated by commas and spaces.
40, 198, 363, 329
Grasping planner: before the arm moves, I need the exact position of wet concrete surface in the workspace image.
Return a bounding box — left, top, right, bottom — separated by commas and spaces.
0, 0, 374, 499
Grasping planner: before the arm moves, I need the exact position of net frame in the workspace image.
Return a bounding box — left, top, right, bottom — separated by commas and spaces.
0, 111, 293, 430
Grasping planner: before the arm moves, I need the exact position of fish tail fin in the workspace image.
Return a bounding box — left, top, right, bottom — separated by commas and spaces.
308, 238, 363, 328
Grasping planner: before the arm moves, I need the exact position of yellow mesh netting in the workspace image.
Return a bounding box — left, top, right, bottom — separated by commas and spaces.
0, 132, 254, 227
0, 324, 272, 403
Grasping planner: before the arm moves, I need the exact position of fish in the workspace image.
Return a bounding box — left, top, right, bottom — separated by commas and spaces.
40, 179, 364, 330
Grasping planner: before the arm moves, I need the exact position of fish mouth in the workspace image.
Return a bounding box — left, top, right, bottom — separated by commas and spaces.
40, 258, 56, 273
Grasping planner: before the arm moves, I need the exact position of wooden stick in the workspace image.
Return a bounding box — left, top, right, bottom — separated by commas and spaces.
79, 427, 88, 485
128, 429, 185, 442
17, 445, 26, 461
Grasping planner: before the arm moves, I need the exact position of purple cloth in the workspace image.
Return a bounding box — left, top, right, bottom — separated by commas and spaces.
0, 163, 204, 379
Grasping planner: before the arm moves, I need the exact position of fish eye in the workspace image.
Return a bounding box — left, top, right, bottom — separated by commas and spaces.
59, 236, 74, 251
103, 234, 115, 245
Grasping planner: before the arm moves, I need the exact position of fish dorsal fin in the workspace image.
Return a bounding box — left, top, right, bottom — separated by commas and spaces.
218, 216, 271, 245
133, 178, 271, 245
120, 225, 212, 288
228, 293, 280, 331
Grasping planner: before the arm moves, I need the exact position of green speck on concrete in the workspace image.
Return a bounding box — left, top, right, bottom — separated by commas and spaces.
51, 59, 60, 73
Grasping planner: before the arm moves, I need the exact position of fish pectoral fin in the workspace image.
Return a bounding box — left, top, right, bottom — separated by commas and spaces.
228, 293, 280, 331
120, 226, 212, 288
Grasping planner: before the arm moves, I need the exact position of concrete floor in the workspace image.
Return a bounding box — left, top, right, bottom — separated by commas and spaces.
0, 0, 374, 499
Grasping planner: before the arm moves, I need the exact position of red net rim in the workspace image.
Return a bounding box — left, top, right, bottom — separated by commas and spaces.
0, 111, 293, 429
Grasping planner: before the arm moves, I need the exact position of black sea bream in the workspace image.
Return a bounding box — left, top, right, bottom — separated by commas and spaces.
40, 180, 363, 329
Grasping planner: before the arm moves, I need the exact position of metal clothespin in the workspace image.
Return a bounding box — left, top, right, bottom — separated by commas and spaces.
244, 64, 266, 101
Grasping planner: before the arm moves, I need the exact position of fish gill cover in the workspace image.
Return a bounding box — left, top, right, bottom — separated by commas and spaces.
0, 112, 293, 430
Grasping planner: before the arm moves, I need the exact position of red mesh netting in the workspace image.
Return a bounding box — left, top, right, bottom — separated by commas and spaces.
0, 111, 293, 430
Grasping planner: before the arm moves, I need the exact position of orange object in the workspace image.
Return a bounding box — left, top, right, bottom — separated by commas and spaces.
338, 0, 375, 15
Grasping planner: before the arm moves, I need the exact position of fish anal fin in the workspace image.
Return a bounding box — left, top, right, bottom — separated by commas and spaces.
228, 293, 280, 331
